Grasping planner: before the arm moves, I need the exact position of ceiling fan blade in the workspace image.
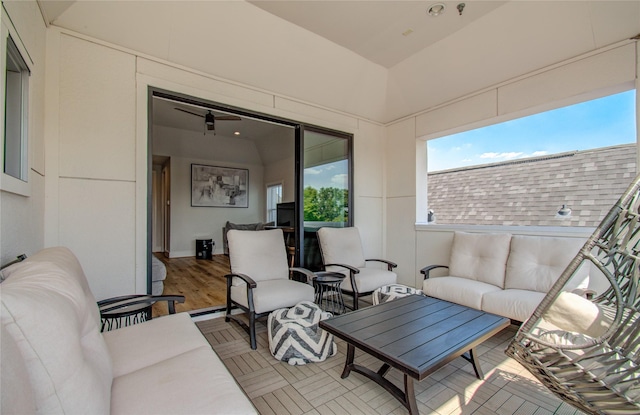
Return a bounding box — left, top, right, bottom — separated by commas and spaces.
174, 107, 204, 118
215, 115, 241, 121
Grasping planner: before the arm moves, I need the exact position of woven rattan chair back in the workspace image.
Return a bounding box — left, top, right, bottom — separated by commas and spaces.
506, 174, 640, 415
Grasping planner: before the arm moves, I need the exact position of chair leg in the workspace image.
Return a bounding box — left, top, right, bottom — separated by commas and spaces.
352, 292, 359, 310
249, 311, 257, 350
225, 282, 232, 322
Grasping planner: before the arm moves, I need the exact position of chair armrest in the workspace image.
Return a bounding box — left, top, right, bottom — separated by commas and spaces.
366, 258, 397, 271
420, 265, 449, 279
224, 272, 257, 288
98, 294, 185, 315
290, 267, 315, 284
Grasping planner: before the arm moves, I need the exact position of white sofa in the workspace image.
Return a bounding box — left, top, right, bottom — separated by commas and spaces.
0, 247, 256, 415
421, 232, 590, 322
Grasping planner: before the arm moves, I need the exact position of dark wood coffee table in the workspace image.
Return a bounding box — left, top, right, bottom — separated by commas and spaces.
319, 294, 510, 415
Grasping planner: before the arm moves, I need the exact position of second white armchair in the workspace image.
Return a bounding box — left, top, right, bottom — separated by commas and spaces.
317, 227, 397, 310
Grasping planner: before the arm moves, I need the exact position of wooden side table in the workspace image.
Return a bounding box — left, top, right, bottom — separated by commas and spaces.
313, 271, 346, 315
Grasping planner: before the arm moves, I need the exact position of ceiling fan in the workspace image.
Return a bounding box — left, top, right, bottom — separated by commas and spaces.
174, 107, 241, 135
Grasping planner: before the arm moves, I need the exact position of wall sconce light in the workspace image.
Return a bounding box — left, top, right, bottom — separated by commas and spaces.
457, 3, 465, 15
555, 204, 572, 219
428, 209, 436, 223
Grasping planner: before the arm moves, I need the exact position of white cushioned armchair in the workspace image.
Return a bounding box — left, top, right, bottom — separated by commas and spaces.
317, 227, 397, 310
225, 229, 315, 349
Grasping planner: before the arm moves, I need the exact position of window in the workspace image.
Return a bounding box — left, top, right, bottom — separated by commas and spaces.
266, 183, 282, 223
1, 19, 31, 196
303, 129, 351, 226
426, 90, 636, 227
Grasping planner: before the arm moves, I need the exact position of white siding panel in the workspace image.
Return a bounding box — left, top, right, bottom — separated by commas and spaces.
59, 34, 136, 180
59, 178, 136, 300
275, 97, 358, 132
416, 90, 498, 138
354, 121, 384, 198
498, 44, 636, 116
386, 119, 416, 198
354, 196, 383, 259
137, 58, 275, 111
386, 196, 417, 288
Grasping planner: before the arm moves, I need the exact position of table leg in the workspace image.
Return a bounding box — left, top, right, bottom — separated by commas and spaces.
377, 363, 391, 377
341, 343, 355, 378
404, 375, 419, 415
461, 348, 484, 380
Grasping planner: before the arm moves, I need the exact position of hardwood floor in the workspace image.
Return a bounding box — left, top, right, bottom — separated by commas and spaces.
152, 253, 230, 317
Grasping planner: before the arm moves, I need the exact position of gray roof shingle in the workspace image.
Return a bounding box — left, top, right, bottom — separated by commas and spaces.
427, 144, 637, 227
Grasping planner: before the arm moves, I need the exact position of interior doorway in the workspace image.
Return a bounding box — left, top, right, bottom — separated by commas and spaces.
147, 88, 353, 314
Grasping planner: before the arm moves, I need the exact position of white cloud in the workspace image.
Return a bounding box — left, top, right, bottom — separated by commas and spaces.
305, 168, 322, 175
532, 151, 548, 157
331, 174, 348, 187
480, 152, 523, 160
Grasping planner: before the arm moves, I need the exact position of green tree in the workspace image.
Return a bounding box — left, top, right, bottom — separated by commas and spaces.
303, 186, 348, 222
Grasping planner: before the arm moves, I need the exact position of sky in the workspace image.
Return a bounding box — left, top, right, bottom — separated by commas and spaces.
304, 159, 348, 190
427, 90, 636, 172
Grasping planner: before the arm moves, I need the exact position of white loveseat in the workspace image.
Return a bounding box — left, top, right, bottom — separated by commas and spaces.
0, 247, 256, 415
421, 232, 589, 322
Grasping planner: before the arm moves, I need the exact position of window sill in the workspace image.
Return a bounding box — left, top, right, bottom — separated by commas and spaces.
415, 222, 595, 238
0, 172, 30, 197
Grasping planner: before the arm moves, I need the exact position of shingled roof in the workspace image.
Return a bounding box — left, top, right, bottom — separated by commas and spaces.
427, 144, 637, 227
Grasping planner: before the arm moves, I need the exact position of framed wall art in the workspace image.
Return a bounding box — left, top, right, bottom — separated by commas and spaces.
191, 164, 249, 208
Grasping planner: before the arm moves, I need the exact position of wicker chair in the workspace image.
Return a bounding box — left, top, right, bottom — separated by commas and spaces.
506, 175, 640, 414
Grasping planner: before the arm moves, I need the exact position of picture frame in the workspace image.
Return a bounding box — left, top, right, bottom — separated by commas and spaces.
191, 164, 249, 208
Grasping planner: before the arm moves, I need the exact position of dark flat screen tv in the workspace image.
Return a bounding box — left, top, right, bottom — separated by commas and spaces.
276, 202, 295, 227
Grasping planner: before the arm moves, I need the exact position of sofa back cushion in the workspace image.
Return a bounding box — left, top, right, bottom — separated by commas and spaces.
448, 232, 512, 288
505, 235, 589, 292
0, 248, 112, 414
1, 323, 36, 414
228, 229, 289, 284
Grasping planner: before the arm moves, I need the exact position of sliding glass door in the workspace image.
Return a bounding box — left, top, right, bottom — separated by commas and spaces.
299, 127, 353, 270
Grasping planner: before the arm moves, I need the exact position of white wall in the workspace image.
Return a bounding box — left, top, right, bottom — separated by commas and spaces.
264, 156, 295, 203
45, 28, 386, 299
0, 2, 47, 265
167, 156, 264, 257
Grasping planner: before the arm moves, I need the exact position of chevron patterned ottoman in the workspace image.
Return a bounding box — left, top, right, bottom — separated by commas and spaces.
268, 301, 337, 366
372, 284, 424, 305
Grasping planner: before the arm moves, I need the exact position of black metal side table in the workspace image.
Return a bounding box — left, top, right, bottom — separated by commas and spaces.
313, 271, 346, 315
97, 294, 184, 332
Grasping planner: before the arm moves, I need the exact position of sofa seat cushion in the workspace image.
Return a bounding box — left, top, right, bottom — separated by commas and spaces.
448, 232, 512, 288
482, 289, 546, 322
111, 346, 257, 415
505, 235, 589, 293
423, 276, 502, 310
230, 279, 315, 314
542, 292, 615, 338
102, 312, 211, 378
340, 267, 397, 293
